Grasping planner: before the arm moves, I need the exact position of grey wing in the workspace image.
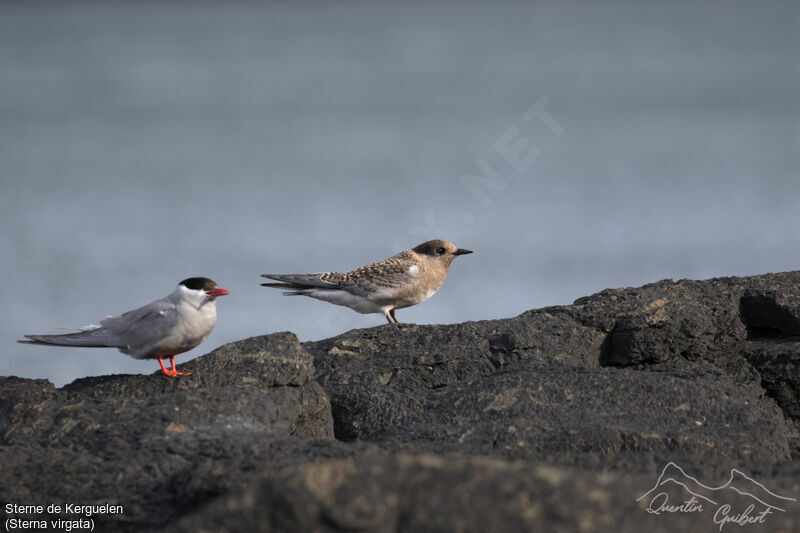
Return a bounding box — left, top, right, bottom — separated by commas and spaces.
98, 299, 178, 350
21, 299, 178, 352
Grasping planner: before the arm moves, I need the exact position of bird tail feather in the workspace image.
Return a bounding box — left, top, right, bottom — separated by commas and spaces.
19, 329, 112, 348
259, 282, 313, 296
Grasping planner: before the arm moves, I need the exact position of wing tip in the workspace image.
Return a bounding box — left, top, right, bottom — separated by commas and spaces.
18, 336, 50, 346
261, 282, 291, 288
15, 332, 110, 349
260, 282, 308, 296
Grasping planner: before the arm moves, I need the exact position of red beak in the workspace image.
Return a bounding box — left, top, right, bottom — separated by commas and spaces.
205, 287, 230, 298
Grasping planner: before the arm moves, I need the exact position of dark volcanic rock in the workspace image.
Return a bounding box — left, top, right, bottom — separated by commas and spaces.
173, 453, 654, 533
307, 276, 796, 466
744, 339, 800, 421
173, 453, 799, 533
0, 333, 333, 531
574, 278, 747, 367
740, 272, 800, 337
317, 359, 789, 464
2, 332, 331, 453
3, 273, 800, 532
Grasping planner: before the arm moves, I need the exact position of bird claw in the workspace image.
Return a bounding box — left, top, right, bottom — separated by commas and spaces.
160, 370, 191, 377
159, 368, 192, 378
157, 357, 191, 377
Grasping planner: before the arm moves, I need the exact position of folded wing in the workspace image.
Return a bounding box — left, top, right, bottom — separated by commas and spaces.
20, 299, 178, 356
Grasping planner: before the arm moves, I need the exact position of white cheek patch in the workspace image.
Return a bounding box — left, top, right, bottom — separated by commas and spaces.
407, 265, 419, 276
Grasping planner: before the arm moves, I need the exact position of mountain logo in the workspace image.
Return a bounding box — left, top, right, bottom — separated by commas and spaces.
637, 462, 796, 530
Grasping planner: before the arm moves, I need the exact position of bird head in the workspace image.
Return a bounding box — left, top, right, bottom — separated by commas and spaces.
411, 239, 473, 268
178, 277, 230, 301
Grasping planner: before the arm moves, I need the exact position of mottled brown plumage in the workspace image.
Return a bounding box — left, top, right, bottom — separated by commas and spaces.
261, 239, 472, 324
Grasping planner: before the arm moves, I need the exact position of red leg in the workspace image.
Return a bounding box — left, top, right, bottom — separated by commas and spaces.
157, 357, 177, 377
389, 309, 400, 324
384, 311, 393, 324
157, 356, 190, 377
169, 356, 191, 376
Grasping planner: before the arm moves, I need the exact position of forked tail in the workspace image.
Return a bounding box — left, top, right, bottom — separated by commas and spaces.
19, 328, 111, 348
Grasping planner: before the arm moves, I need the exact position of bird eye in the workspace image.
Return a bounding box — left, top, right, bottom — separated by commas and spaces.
436, 247, 446, 255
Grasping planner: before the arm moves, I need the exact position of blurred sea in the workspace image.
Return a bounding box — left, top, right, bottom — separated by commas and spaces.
1, 1, 799, 385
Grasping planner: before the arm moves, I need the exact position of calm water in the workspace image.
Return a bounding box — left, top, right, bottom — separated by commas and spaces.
1, 1, 799, 386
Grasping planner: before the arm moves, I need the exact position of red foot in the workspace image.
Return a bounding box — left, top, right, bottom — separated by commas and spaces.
160, 368, 192, 377
157, 357, 191, 378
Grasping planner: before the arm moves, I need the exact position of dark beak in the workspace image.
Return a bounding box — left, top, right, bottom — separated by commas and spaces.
454, 248, 473, 256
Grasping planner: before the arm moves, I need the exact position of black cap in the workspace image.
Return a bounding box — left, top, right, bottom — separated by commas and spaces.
179, 277, 218, 291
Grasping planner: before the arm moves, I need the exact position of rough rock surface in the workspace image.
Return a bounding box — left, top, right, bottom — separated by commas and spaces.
2, 273, 800, 531
0, 332, 333, 531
